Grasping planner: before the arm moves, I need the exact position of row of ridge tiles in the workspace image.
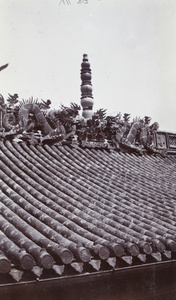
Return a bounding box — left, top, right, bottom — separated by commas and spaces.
0, 140, 176, 280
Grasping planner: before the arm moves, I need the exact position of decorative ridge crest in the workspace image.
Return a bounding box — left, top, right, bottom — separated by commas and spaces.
0, 55, 174, 156
0, 94, 170, 157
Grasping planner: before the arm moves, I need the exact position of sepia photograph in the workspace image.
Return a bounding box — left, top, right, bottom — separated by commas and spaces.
0, 0, 176, 299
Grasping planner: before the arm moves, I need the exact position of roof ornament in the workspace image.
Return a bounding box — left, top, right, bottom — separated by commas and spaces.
0, 54, 171, 156
0, 93, 167, 156
112, 115, 160, 155
0, 97, 79, 145
7, 93, 19, 106
0, 95, 6, 132
80, 54, 94, 119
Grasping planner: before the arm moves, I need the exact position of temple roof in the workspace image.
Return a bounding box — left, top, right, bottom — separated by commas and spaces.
0, 55, 176, 290
0, 139, 176, 283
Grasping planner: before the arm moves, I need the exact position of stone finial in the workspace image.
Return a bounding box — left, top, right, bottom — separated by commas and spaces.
80, 54, 94, 119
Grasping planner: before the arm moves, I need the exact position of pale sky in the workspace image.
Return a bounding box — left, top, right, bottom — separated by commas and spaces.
0, 0, 176, 132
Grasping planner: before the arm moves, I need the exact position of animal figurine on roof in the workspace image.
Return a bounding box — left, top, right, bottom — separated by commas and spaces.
7, 94, 19, 106
15, 100, 78, 143
114, 113, 131, 144
18, 102, 62, 136
40, 99, 51, 110
124, 119, 159, 149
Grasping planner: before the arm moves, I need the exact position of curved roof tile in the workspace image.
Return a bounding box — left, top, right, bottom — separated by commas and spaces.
0, 141, 176, 282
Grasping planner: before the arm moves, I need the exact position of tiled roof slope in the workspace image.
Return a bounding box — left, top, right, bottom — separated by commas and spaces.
0, 140, 176, 283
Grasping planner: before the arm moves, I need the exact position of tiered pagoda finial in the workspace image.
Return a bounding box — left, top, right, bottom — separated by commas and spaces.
80, 54, 94, 119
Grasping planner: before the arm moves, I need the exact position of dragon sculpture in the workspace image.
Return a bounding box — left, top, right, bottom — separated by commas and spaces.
0, 94, 163, 155
123, 121, 159, 149
1, 97, 79, 144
